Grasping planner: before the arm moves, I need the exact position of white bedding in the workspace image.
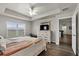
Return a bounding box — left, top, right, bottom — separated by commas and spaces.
7, 36, 39, 44
5, 36, 46, 56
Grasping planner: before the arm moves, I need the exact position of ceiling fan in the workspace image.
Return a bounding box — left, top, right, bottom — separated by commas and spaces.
29, 3, 37, 16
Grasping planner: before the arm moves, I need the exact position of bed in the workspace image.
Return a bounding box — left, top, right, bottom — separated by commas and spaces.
3, 36, 46, 56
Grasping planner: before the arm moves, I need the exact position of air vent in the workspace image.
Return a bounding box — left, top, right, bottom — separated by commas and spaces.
62, 8, 69, 11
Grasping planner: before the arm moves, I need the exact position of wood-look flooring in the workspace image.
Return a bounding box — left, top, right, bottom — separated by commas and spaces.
38, 43, 75, 56
38, 35, 75, 56
60, 35, 72, 46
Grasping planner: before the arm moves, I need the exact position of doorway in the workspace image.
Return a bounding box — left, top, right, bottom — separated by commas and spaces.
59, 18, 72, 48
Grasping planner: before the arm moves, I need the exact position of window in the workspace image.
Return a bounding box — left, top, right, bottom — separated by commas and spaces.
7, 21, 25, 38
62, 26, 67, 34
62, 26, 67, 31
18, 23, 25, 30
7, 22, 17, 30
17, 23, 25, 36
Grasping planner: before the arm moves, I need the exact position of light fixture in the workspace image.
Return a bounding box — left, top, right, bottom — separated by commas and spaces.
29, 4, 37, 16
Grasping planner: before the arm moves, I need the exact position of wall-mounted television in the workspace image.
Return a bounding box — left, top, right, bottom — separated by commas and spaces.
40, 25, 49, 30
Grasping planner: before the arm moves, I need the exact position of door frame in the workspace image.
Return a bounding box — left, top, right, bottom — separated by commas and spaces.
58, 17, 72, 46
76, 13, 78, 56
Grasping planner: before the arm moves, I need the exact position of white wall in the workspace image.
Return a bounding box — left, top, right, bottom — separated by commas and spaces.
31, 20, 40, 35
0, 15, 32, 38
51, 17, 59, 45
25, 21, 32, 36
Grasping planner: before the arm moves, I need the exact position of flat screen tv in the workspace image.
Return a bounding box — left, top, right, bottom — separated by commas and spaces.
40, 25, 49, 30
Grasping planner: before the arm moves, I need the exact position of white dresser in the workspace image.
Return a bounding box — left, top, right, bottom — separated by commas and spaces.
37, 31, 51, 43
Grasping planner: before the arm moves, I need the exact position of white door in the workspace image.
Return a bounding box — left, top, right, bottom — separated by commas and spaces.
72, 12, 77, 55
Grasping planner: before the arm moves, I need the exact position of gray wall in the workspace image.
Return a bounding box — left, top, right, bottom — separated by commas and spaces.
0, 15, 32, 38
